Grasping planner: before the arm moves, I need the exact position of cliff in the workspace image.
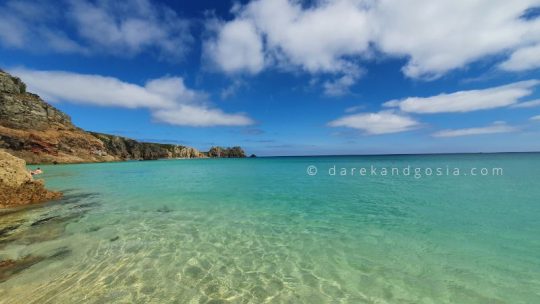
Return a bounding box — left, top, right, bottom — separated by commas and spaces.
89, 132, 204, 160
206, 146, 246, 158
0, 150, 62, 208
0, 70, 244, 164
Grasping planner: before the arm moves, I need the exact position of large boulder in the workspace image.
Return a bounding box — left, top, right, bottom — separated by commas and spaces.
0, 150, 61, 208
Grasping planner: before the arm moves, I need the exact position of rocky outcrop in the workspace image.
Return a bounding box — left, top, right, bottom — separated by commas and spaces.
0, 70, 116, 164
206, 146, 246, 158
90, 132, 205, 160
0, 71, 72, 131
0, 150, 62, 208
0, 69, 245, 164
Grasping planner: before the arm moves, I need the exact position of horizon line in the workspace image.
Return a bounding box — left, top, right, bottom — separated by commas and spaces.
254, 151, 540, 158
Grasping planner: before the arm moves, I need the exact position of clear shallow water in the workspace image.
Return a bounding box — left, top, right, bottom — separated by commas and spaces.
1, 154, 540, 303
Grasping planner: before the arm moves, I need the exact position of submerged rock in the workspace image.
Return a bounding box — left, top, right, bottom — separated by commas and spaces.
0, 223, 21, 237
0, 255, 45, 283
0, 247, 71, 282
0, 149, 62, 208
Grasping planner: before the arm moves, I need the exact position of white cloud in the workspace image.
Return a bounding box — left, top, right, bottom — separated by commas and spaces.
328, 111, 420, 134
383, 80, 540, 113
9, 68, 253, 127
208, 0, 371, 74
152, 105, 253, 127
11, 68, 172, 108
531, 115, 540, 121
499, 43, 540, 72
433, 121, 518, 137
0, 0, 191, 59
0, 1, 85, 53
323, 68, 363, 96
372, 0, 540, 79
511, 98, 540, 108
205, 0, 540, 86
205, 19, 264, 74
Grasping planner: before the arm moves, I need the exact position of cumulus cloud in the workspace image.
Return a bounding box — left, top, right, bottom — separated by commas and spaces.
0, 0, 191, 59
371, 0, 540, 79
433, 121, 518, 137
531, 115, 540, 121
204, 19, 264, 74
383, 80, 540, 113
206, 0, 370, 79
205, 0, 540, 88
10, 68, 253, 127
328, 111, 420, 134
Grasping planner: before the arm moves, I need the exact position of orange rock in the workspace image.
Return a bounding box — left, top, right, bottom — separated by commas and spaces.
0, 150, 62, 208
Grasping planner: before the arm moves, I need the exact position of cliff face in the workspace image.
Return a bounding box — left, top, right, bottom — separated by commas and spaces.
0, 73, 73, 131
207, 146, 246, 158
0, 70, 243, 164
90, 132, 204, 160
0, 150, 62, 208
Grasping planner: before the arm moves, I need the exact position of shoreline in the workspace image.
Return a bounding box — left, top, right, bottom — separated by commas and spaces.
23, 150, 540, 166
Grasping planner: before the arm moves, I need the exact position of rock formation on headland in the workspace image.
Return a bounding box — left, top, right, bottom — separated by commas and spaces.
0, 69, 245, 164
207, 146, 246, 158
0, 150, 61, 208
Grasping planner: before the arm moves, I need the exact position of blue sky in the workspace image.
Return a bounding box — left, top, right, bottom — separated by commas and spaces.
1, 0, 540, 156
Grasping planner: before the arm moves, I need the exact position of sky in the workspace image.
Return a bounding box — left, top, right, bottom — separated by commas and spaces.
1, 0, 540, 156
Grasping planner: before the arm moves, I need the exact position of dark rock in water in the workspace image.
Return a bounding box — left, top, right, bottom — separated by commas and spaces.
30, 216, 58, 226
156, 205, 173, 213
49, 247, 72, 260
3, 213, 84, 246
16, 224, 66, 245
87, 226, 101, 232
0, 224, 21, 237
59, 192, 99, 206
110, 236, 120, 242
71, 201, 100, 210
0, 247, 71, 282
0, 255, 45, 283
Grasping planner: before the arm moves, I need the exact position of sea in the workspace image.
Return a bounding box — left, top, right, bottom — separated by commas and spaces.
1, 154, 539, 303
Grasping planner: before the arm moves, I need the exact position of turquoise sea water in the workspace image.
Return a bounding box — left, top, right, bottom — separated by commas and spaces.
1, 154, 540, 303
